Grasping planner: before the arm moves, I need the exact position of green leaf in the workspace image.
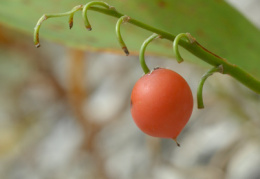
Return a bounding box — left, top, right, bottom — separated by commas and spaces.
0, 0, 259, 78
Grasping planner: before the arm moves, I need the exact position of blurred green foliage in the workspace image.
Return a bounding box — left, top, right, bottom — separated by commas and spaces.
0, 0, 259, 79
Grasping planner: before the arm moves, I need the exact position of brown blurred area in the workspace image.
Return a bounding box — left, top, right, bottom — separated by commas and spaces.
0, 1, 260, 179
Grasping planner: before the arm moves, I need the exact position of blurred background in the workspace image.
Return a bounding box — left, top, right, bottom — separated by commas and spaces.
0, 0, 260, 179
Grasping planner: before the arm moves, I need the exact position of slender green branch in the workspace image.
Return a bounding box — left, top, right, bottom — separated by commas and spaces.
139, 34, 159, 74
34, 3, 260, 94
88, 7, 260, 94
116, 15, 130, 56
197, 66, 223, 109
90, 7, 174, 40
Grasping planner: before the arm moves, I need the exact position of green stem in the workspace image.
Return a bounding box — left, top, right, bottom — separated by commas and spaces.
69, 5, 84, 29
173, 33, 194, 63
34, 5, 83, 47
82, 1, 112, 30
34, 4, 260, 94
116, 15, 130, 56
89, 7, 260, 94
90, 7, 174, 39
197, 66, 223, 109
139, 34, 159, 74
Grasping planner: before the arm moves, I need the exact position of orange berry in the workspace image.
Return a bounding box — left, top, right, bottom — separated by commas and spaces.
131, 68, 193, 141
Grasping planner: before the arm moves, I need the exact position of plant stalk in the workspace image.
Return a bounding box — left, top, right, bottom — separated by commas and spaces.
90, 7, 260, 94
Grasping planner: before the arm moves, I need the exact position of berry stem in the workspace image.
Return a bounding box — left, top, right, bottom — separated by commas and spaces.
139, 34, 159, 74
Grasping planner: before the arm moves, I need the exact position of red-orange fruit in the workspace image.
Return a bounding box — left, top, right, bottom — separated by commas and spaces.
130, 68, 193, 140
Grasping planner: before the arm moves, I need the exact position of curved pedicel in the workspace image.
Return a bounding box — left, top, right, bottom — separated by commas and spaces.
139, 34, 160, 74
197, 65, 223, 109
116, 15, 131, 56
173, 33, 195, 63
34, 5, 83, 48
82, 1, 113, 31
